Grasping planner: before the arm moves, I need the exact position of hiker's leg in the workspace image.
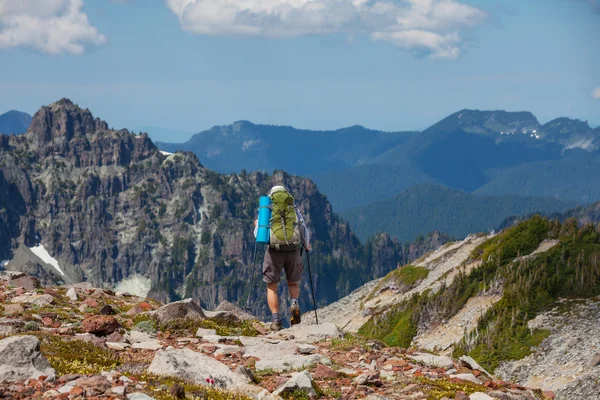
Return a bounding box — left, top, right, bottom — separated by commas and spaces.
267, 283, 280, 314
285, 249, 303, 325
287, 281, 300, 300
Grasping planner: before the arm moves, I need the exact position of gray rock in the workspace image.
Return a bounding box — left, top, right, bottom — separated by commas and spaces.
148, 348, 250, 389
10, 294, 54, 307
66, 288, 78, 301
213, 301, 256, 322
155, 299, 205, 324
589, 353, 600, 368
195, 328, 217, 338
110, 386, 126, 395
127, 393, 156, 400
470, 393, 494, 400
0, 335, 56, 382
0, 271, 26, 281
459, 355, 492, 377
215, 345, 244, 356
275, 322, 342, 343
132, 341, 163, 351
235, 365, 255, 383
273, 371, 316, 398
451, 373, 481, 384
408, 353, 454, 369
296, 343, 316, 354
128, 330, 155, 343
255, 354, 330, 372
106, 342, 130, 351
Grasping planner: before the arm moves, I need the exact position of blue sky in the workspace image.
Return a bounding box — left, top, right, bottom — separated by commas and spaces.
0, 0, 599, 142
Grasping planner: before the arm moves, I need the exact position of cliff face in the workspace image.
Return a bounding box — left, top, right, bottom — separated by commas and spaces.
0, 99, 439, 319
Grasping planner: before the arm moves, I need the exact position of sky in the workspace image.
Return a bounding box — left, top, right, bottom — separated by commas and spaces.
0, 0, 599, 142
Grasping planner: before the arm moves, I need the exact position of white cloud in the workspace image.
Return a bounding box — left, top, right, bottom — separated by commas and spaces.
593, 87, 600, 99
0, 0, 106, 54
166, 0, 487, 59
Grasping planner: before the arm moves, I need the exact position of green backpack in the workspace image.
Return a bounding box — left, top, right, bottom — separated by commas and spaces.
269, 189, 302, 250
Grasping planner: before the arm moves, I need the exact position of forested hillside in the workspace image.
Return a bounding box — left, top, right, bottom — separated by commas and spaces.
342, 184, 576, 243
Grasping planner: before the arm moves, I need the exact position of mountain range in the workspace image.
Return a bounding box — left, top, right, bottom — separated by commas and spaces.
0, 99, 446, 320
157, 109, 600, 243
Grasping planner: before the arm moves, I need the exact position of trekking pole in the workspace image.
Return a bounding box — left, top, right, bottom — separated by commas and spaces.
305, 250, 319, 325
245, 240, 259, 313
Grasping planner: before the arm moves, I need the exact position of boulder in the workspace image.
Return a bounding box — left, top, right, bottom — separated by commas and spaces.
132, 341, 163, 351
10, 275, 39, 290
0, 336, 56, 382
273, 371, 316, 398
106, 342, 130, 351
408, 353, 454, 369
297, 343, 316, 354
98, 304, 116, 315
207, 301, 255, 322
73, 375, 111, 397
588, 353, 600, 368
255, 354, 330, 373
235, 365, 256, 383
0, 271, 26, 281
196, 328, 217, 338
470, 393, 494, 400
451, 373, 481, 384
312, 364, 339, 379
148, 347, 250, 389
66, 288, 78, 301
82, 315, 120, 335
459, 355, 492, 377
2, 304, 24, 316
275, 322, 343, 343
11, 294, 54, 307
155, 299, 205, 324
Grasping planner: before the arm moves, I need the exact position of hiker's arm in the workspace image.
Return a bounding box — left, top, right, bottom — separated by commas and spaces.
253, 219, 258, 238
296, 208, 311, 250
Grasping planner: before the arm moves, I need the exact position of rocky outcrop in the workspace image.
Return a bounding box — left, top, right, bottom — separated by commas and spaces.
155, 299, 205, 324
148, 347, 250, 389
0, 336, 55, 382
496, 297, 600, 399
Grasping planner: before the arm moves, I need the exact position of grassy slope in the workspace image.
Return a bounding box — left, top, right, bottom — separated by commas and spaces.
358, 216, 600, 371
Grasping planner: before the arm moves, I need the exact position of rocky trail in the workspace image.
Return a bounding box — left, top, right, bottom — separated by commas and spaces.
0, 271, 554, 400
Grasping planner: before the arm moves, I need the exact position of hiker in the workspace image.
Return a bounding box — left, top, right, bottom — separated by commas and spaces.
254, 185, 311, 331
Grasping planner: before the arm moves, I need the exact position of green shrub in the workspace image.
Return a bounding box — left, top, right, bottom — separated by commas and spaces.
134, 320, 157, 335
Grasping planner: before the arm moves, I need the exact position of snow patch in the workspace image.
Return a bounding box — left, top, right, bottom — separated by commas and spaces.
29, 244, 65, 276
160, 150, 173, 156
1, 260, 9, 268
114, 274, 152, 298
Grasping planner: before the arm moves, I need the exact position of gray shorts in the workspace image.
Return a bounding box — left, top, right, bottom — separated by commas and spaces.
262, 248, 304, 284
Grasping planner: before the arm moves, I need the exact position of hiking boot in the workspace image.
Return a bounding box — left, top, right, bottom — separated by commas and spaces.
270, 320, 283, 332
290, 303, 301, 325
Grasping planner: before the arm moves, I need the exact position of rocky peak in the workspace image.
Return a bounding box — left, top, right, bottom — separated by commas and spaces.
28, 98, 108, 144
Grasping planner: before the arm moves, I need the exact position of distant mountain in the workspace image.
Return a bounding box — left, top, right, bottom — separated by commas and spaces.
341, 184, 577, 243
0, 110, 32, 134
158, 121, 417, 175
159, 110, 600, 209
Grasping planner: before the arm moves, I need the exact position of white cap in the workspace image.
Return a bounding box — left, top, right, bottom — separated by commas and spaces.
269, 185, 286, 196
